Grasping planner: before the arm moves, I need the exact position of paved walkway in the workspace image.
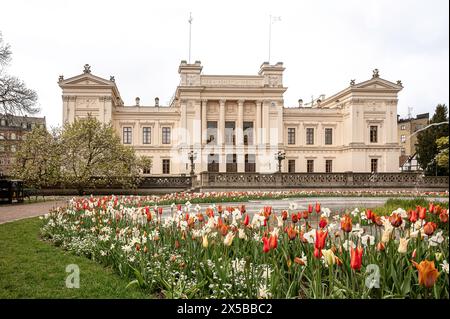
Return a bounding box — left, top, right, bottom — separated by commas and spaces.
0, 200, 68, 225
0, 196, 447, 225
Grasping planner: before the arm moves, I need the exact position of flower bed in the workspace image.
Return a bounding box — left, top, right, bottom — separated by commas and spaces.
41, 196, 449, 298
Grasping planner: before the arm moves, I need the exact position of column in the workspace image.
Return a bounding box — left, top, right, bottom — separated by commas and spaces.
201, 99, 207, 145
237, 100, 244, 145
262, 100, 270, 145
219, 99, 226, 172
154, 120, 160, 145
255, 100, 261, 145
180, 99, 187, 145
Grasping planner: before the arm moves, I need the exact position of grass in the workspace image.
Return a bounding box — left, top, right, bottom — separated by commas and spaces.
0, 217, 151, 298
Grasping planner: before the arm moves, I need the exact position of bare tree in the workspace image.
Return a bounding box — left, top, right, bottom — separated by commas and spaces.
0, 31, 39, 119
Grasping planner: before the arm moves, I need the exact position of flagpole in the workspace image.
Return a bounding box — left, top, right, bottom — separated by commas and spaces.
268, 14, 272, 63
188, 12, 193, 64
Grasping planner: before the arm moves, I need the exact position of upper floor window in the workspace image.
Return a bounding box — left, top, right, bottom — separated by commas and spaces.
207, 121, 217, 144
287, 128, 296, 145
162, 127, 171, 144
306, 128, 314, 145
400, 135, 406, 143
325, 128, 333, 145
0, 119, 6, 126
243, 121, 254, 145
10, 133, 16, 140
143, 127, 151, 144
225, 121, 236, 145
370, 126, 378, 143
123, 127, 132, 144
400, 124, 406, 130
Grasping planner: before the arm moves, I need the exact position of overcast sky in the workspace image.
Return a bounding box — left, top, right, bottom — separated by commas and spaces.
1, 0, 448, 128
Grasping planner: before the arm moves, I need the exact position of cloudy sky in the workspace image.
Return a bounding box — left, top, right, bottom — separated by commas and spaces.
1, 0, 448, 128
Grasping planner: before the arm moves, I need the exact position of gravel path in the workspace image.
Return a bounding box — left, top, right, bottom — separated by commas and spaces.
0, 200, 67, 224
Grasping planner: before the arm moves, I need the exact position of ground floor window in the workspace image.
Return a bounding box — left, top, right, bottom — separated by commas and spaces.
288, 159, 295, 173
208, 154, 219, 172
371, 158, 378, 173
307, 160, 314, 173
162, 159, 170, 174
226, 154, 237, 172
245, 154, 256, 172
325, 160, 332, 173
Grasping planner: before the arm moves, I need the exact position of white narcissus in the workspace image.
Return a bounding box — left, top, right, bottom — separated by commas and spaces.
361, 235, 375, 247
303, 229, 316, 244
238, 228, 247, 240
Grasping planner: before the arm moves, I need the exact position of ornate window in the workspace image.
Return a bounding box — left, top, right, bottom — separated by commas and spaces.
162, 159, 170, 174
207, 121, 217, 144
325, 128, 333, 145
371, 159, 378, 173
400, 135, 406, 143
143, 127, 151, 144
243, 122, 253, 145
245, 154, 256, 172
307, 160, 314, 173
325, 160, 333, 173
287, 128, 296, 145
370, 126, 378, 143
162, 127, 171, 144
208, 154, 219, 172
306, 128, 314, 145
225, 121, 236, 145
288, 159, 296, 173
226, 154, 237, 172
123, 127, 132, 144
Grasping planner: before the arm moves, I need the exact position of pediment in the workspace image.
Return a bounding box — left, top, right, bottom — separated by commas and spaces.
60, 73, 114, 87
354, 77, 402, 91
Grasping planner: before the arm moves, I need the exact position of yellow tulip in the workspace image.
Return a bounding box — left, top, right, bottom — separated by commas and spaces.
202, 235, 209, 248
224, 232, 235, 246
398, 237, 410, 254
322, 249, 336, 266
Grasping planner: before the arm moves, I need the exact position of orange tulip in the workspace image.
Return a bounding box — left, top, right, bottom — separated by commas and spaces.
315, 229, 328, 250
341, 214, 353, 233
412, 260, 440, 288
240, 205, 246, 214
287, 226, 297, 240
281, 210, 288, 221
423, 222, 437, 236
389, 213, 403, 228
376, 242, 385, 252
419, 206, 427, 220
291, 214, 298, 224
302, 211, 309, 220
269, 235, 278, 249
294, 257, 305, 265
409, 210, 418, 223
350, 246, 363, 270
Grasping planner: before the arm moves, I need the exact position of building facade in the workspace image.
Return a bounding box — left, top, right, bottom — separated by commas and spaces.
0, 115, 46, 176
59, 61, 403, 175
397, 113, 429, 171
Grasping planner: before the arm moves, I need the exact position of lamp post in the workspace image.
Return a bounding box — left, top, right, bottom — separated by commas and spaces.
188, 150, 196, 176
275, 151, 286, 173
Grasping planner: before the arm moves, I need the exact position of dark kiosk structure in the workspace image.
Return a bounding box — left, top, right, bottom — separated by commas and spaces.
0, 179, 24, 204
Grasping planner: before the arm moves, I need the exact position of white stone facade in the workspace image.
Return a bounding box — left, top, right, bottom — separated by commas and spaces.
59, 61, 403, 175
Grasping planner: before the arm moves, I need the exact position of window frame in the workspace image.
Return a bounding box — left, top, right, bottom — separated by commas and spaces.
123, 127, 132, 144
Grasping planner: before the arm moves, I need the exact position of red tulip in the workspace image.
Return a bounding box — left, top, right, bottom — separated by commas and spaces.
366, 209, 373, 220
302, 211, 309, 220
308, 204, 313, 214
287, 226, 297, 240
319, 217, 328, 229
350, 246, 363, 270
314, 247, 322, 259
243, 214, 250, 226
269, 235, 278, 249
177, 204, 182, 211
429, 203, 435, 214
291, 214, 298, 224
409, 210, 418, 223
315, 229, 328, 250
419, 206, 427, 220
315, 202, 321, 214
158, 207, 163, 215
389, 213, 403, 228
262, 237, 270, 253
281, 210, 288, 221
240, 205, 246, 214
439, 211, 448, 223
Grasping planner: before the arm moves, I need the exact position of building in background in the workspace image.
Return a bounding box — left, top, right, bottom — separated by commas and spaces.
0, 115, 46, 176
398, 113, 429, 171
59, 62, 403, 175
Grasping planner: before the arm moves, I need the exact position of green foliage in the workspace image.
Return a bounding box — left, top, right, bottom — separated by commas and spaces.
436, 136, 449, 169
416, 104, 449, 175
11, 126, 61, 189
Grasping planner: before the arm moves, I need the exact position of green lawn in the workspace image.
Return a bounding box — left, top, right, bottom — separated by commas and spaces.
0, 217, 151, 298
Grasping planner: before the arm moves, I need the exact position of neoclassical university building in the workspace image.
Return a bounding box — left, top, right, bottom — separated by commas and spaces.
59, 61, 403, 176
